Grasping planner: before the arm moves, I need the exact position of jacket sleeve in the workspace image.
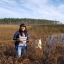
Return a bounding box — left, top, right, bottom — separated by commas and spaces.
27, 32, 30, 40
13, 31, 19, 40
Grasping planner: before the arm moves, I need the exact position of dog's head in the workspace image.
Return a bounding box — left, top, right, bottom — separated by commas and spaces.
35, 39, 42, 49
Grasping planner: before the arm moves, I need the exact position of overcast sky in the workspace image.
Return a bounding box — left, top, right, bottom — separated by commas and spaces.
0, 0, 64, 23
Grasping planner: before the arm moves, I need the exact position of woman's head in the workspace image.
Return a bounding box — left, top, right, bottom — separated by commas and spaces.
20, 23, 26, 31
19, 23, 27, 36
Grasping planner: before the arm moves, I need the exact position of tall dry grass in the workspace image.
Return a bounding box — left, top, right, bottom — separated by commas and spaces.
0, 24, 64, 64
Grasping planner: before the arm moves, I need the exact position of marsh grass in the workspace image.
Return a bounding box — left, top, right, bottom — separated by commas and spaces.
0, 24, 64, 64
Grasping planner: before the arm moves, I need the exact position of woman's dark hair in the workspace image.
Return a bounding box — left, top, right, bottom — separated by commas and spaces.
19, 23, 27, 36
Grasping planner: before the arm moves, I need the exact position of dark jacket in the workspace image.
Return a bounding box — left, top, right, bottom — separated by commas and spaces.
13, 31, 30, 47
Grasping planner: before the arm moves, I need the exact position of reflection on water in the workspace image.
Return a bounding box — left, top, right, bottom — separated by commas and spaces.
45, 33, 64, 55
46, 33, 64, 45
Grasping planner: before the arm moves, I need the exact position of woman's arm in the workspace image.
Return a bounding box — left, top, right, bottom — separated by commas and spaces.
13, 31, 24, 42
26, 32, 31, 42
13, 31, 19, 40
17, 38, 23, 42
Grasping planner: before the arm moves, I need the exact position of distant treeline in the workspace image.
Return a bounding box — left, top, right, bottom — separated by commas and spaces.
0, 18, 60, 24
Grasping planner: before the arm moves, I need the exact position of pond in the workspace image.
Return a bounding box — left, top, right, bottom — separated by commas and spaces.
46, 33, 64, 45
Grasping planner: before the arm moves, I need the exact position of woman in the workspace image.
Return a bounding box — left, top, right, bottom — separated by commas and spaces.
13, 24, 30, 58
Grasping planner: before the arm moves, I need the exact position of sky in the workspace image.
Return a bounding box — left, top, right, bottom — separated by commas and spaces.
0, 0, 64, 24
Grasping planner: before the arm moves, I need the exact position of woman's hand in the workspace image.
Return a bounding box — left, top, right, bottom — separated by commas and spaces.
26, 39, 32, 42
17, 38, 23, 42
17, 38, 32, 42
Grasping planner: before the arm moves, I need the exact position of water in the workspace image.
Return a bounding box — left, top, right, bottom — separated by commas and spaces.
45, 33, 64, 53
46, 33, 64, 45
42, 33, 64, 64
